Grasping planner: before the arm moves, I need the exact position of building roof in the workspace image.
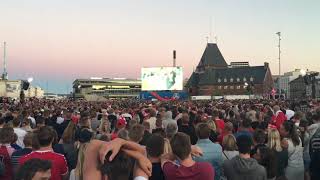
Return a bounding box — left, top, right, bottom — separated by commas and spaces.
186, 65, 267, 87
196, 43, 228, 69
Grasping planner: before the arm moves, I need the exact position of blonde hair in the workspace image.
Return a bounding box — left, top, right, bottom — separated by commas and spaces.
207, 120, 216, 131
268, 129, 283, 152
99, 117, 110, 134
222, 134, 237, 151
163, 138, 172, 154
75, 142, 89, 179
61, 121, 76, 144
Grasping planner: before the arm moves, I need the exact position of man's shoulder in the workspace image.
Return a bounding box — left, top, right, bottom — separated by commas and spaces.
14, 128, 26, 134
19, 151, 36, 162
223, 156, 238, 167
255, 163, 267, 174
12, 148, 31, 156
195, 161, 213, 168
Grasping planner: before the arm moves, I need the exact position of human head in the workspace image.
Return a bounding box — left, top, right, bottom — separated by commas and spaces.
222, 134, 238, 151
256, 147, 277, 179
80, 117, 91, 130
16, 158, 52, 180
128, 124, 145, 143
170, 132, 191, 160
241, 118, 252, 129
165, 123, 178, 139
298, 119, 309, 133
146, 134, 165, 158
253, 129, 266, 145
12, 118, 21, 128
23, 132, 34, 148
37, 126, 55, 147
207, 120, 216, 131
116, 117, 127, 130
267, 129, 282, 152
236, 135, 253, 154
35, 117, 46, 128
273, 105, 280, 113
155, 116, 162, 128
100, 151, 133, 180
78, 128, 93, 143
61, 121, 76, 144
212, 110, 219, 118
149, 108, 157, 118
181, 113, 189, 125
117, 129, 129, 140
142, 121, 151, 132
127, 119, 137, 130
293, 111, 303, 121
280, 121, 300, 146
196, 123, 211, 139
0, 127, 15, 144
224, 122, 234, 132
312, 110, 320, 123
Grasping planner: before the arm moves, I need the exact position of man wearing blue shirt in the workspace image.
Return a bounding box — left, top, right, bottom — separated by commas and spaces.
194, 123, 222, 180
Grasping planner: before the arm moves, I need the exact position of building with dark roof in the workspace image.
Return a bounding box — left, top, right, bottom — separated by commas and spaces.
186, 43, 274, 96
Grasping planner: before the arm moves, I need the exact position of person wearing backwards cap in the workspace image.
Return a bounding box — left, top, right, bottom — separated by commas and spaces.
111, 116, 127, 140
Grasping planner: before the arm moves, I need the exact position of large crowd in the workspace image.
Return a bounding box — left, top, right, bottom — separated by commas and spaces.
0, 97, 320, 180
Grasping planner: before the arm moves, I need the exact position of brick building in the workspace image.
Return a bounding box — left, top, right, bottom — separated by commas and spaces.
186, 43, 274, 96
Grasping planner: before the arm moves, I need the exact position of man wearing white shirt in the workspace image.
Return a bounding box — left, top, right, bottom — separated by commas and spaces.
145, 109, 157, 131
12, 118, 27, 148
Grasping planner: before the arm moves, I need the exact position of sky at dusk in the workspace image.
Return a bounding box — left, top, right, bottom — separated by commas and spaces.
0, 0, 319, 93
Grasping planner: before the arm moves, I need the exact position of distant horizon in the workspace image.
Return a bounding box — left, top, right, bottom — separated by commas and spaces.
1, 0, 319, 93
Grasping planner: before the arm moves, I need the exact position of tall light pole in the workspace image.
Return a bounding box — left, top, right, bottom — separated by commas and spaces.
2, 42, 8, 80
276, 32, 281, 76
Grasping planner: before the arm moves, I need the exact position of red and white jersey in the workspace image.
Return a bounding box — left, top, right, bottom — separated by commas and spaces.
19, 150, 68, 180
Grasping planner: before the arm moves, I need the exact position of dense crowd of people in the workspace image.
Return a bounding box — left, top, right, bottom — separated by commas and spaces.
0, 97, 320, 180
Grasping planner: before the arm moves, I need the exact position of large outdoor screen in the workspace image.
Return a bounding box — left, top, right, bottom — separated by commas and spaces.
141, 67, 183, 91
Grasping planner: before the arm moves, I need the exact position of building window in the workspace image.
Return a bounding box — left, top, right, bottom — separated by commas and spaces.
243, 77, 247, 82
224, 78, 227, 82
230, 86, 234, 89
218, 78, 221, 83
218, 86, 222, 90
250, 77, 254, 82
243, 86, 247, 89
236, 86, 241, 89
230, 78, 234, 82
224, 86, 228, 89
237, 78, 240, 82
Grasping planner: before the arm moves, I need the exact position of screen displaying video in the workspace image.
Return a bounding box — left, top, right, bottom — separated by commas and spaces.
141, 67, 183, 91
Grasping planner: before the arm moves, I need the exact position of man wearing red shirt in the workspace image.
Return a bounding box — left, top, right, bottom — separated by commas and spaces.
19, 126, 68, 180
213, 110, 225, 134
161, 132, 214, 180
272, 105, 287, 130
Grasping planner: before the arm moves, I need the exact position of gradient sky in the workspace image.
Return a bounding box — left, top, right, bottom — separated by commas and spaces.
0, 0, 319, 93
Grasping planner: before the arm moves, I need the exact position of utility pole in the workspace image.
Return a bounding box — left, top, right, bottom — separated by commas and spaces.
276, 32, 281, 76
173, 50, 176, 67
2, 42, 8, 80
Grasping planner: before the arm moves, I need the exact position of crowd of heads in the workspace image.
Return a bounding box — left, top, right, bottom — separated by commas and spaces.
0, 97, 319, 180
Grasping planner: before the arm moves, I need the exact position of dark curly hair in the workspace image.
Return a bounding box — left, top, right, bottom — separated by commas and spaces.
282, 121, 300, 146
16, 158, 52, 180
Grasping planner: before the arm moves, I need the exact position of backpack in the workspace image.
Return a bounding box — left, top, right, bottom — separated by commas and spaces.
309, 127, 320, 174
